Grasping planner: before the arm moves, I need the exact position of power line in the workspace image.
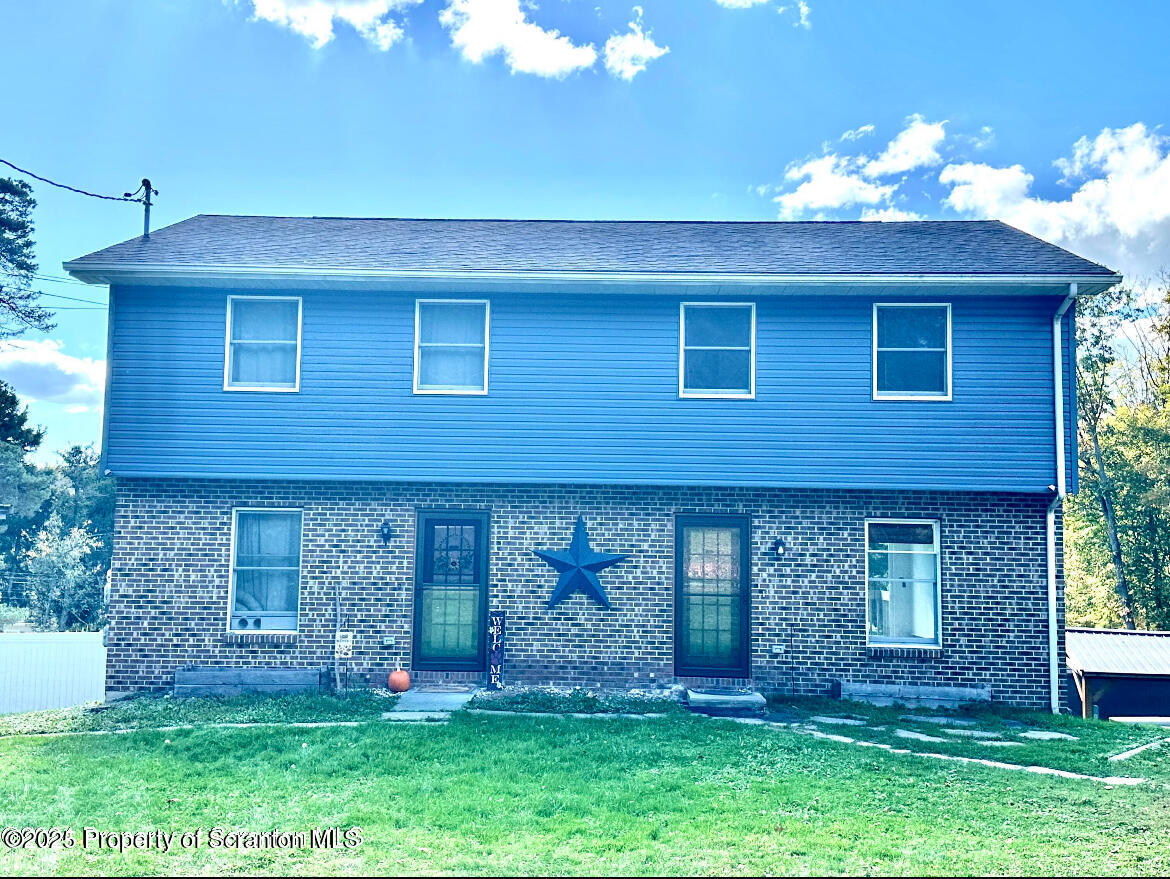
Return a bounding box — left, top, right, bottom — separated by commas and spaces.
38, 291, 108, 306
33, 274, 92, 287
0, 158, 143, 203
1, 271, 95, 289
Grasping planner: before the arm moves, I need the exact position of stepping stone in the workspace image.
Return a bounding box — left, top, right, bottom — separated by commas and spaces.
1108, 738, 1170, 762
895, 729, 946, 743
382, 711, 450, 722
900, 714, 976, 727
810, 715, 868, 726
686, 689, 766, 717
941, 728, 1002, 739
390, 687, 476, 714
1018, 730, 1078, 741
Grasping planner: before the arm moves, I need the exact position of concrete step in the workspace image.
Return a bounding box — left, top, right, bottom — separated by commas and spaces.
685, 688, 767, 717
389, 687, 477, 714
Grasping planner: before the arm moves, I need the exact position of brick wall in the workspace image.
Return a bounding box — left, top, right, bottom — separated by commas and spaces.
109, 479, 1064, 707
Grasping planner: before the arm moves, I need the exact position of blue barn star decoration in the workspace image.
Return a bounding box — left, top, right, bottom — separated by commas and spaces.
534, 516, 627, 609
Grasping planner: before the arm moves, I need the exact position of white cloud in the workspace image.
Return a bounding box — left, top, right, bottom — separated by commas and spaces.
939, 123, 1170, 281
247, 0, 422, 50
862, 114, 947, 178
840, 124, 875, 142
0, 340, 105, 407
860, 206, 923, 221
603, 7, 668, 81
440, 0, 597, 78
713, 0, 771, 7
789, 0, 811, 28
772, 154, 896, 219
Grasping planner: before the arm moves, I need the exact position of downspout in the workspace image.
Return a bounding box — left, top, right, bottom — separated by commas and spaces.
99, 285, 115, 476
1047, 282, 1077, 713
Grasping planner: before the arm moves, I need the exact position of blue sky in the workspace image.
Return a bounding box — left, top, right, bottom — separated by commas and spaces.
2, 0, 1169, 460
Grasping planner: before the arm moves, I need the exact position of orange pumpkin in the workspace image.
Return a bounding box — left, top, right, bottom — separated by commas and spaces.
388, 669, 411, 693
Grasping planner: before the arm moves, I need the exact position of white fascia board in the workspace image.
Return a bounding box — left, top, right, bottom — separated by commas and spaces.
63, 261, 1123, 295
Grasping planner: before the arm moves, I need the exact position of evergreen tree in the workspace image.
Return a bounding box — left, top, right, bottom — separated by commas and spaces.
0, 177, 53, 338
0, 379, 45, 452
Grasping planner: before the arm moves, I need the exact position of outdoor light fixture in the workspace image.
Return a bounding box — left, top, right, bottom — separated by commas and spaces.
772, 537, 787, 558
379, 520, 394, 546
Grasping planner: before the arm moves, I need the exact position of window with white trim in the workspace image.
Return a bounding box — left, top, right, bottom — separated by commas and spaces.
225, 296, 301, 390
229, 509, 302, 632
866, 520, 941, 647
414, 300, 489, 394
680, 303, 755, 398
873, 304, 950, 399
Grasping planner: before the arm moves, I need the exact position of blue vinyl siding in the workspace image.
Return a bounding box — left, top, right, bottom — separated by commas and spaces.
105, 285, 1074, 493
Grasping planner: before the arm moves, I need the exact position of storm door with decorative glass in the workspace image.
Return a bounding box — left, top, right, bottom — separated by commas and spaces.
674, 515, 750, 677
413, 512, 489, 670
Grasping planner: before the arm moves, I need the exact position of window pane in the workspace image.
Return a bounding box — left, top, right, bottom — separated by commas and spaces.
426, 523, 479, 584
233, 570, 299, 612
868, 573, 938, 643
684, 305, 752, 348
230, 343, 298, 387
868, 521, 938, 645
877, 350, 946, 395
419, 348, 485, 390
232, 511, 300, 629
231, 299, 299, 342
420, 586, 479, 660
868, 523, 935, 548
876, 306, 947, 349
420, 302, 487, 345
684, 349, 751, 394
236, 511, 301, 568
679, 524, 745, 670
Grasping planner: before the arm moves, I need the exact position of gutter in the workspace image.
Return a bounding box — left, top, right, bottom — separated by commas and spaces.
61, 261, 1124, 289
1047, 282, 1078, 713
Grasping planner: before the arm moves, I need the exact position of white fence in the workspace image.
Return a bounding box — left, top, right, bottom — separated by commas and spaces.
0, 632, 106, 715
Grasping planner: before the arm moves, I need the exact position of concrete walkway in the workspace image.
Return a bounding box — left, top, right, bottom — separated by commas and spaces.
383, 687, 477, 722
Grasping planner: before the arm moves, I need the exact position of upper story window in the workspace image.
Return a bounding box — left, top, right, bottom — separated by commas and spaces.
679, 303, 755, 399
229, 508, 302, 633
866, 519, 941, 648
873, 303, 951, 400
414, 300, 490, 395
224, 296, 301, 392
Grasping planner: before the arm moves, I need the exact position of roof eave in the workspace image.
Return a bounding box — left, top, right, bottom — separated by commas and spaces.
62, 261, 1124, 295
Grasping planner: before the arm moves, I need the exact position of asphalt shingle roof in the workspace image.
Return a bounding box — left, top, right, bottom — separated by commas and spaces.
65, 216, 1117, 277
1067, 628, 1170, 677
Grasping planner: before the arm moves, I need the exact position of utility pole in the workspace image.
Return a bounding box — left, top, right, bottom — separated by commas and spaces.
124, 178, 159, 238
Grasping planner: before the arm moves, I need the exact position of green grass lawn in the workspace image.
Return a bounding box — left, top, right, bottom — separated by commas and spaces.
1, 697, 1168, 876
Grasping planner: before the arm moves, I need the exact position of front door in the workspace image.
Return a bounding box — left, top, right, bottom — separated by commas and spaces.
674, 515, 751, 678
413, 511, 489, 672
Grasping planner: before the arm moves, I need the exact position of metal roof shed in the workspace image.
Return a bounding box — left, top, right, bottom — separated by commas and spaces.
1066, 628, 1170, 720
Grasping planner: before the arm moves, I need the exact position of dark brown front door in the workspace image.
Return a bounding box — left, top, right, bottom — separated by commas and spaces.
413, 511, 489, 672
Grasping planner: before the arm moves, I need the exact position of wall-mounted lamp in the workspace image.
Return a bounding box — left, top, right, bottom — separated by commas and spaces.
771, 537, 787, 559
379, 520, 394, 546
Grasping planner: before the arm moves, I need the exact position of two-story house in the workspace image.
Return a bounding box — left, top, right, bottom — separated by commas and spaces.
64, 217, 1120, 709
